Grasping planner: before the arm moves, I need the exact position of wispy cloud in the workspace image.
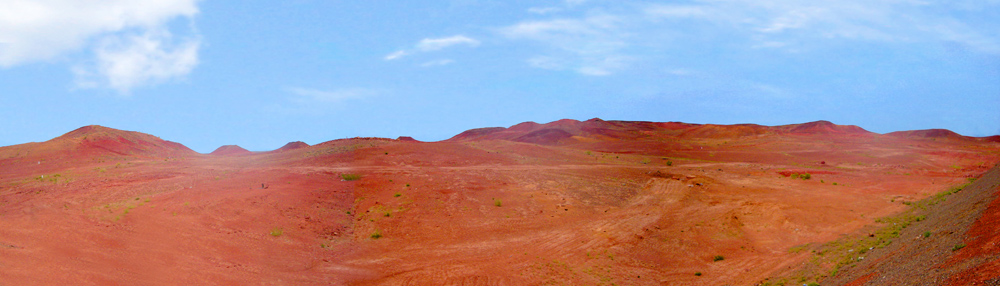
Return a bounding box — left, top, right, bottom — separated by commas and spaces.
643, 5, 708, 18
287, 87, 379, 103
385, 35, 480, 61
420, 59, 455, 67
528, 7, 561, 15
500, 0, 1000, 76
642, 1, 1000, 53
0, 0, 201, 94
416, 35, 479, 51
384, 50, 409, 61
500, 14, 630, 76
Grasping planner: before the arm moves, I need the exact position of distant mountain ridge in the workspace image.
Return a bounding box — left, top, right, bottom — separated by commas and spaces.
1, 120, 996, 160
448, 119, 889, 145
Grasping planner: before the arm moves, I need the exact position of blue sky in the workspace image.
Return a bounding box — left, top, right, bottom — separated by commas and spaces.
1, 0, 998, 153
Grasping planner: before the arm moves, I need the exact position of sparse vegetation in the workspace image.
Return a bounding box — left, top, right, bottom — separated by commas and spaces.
494, 198, 502, 207
952, 243, 966, 251
270, 227, 283, 237
923, 231, 931, 238
695, 272, 702, 276
789, 173, 812, 180
370, 230, 383, 239
394, 193, 401, 197
788, 244, 810, 254
341, 174, 361, 181
35, 174, 64, 184
713, 255, 725, 262
761, 181, 967, 284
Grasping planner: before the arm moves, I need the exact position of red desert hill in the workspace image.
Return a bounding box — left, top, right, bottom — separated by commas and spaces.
209, 145, 252, 156
0, 125, 195, 160
274, 141, 309, 152
448, 119, 877, 144
887, 129, 968, 140
777, 120, 872, 135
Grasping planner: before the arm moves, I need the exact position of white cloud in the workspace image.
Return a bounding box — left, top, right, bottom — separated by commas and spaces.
643, 5, 708, 18
420, 59, 455, 67
384, 35, 479, 61
0, 0, 201, 93
500, 14, 630, 76
500, 0, 1000, 76
75, 30, 199, 94
528, 7, 561, 15
288, 87, 378, 103
642, 1, 1000, 53
415, 35, 479, 52
384, 50, 409, 60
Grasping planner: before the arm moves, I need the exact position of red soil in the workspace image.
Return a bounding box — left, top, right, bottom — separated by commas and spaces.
0, 121, 998, 285
944, 182, 1000, 285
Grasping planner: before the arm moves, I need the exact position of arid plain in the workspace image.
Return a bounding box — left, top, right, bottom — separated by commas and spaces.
1, 119, 998, 285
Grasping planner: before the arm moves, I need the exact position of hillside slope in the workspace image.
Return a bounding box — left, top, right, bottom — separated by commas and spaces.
796, 164, 1000, 285
0, 125, 195, 159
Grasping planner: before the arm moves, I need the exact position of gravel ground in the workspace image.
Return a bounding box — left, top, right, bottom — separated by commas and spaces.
826, 163, 1000, 285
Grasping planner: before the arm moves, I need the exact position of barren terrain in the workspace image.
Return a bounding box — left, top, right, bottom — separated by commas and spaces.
1, 119, 998, 285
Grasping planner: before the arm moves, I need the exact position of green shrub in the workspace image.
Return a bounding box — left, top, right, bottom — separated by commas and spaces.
370, 230, 383, 239
953, 243, 966, 251
713, 255, 725, 262
494, 198, 502, 207
341, 174, 361, 181
694, 272, 702, 276
270, 227, 283, 237
394, 193, 401, 197
923, 232, 931, 238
